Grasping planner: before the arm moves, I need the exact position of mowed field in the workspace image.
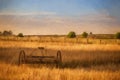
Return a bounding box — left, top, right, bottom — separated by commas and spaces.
0, 36, 120, 80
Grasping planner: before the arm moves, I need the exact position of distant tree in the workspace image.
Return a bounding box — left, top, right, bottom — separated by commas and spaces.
53, 34, 58, 37
67, 31, 76, 38
18, 33, 24, 37
115, 32, 120, 39
3, 30, 8, 36
82, 32, 88, 38
9, 30, 13, 35
3, 30, 13, 36
89, 32, 93, 35
0, 31, 2, 35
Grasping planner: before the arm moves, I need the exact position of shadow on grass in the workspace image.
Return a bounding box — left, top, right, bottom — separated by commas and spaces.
0, 47, 120, 71
60, 60, 120, 68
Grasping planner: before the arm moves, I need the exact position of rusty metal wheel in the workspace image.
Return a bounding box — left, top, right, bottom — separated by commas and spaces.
18, 50, 26, 65
56, 50, 62, 68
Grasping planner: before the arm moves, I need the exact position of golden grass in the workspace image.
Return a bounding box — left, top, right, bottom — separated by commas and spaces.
0, 38, 120, 80
0, 62, 120, 80
0, 36, 120, 44
0, 40, 120, 50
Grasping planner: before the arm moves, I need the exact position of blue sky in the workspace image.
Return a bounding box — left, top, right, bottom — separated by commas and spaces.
0, 0, 108, 15
0, 0, 119, 16
0, 0, 99, 15
0, 0, 120, 34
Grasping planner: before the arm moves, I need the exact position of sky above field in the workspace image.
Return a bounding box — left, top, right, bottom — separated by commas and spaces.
0, 0, 120, 35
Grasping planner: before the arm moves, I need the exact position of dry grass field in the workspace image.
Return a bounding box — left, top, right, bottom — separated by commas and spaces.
0, 63, 120, 80
0, 37, 120, 80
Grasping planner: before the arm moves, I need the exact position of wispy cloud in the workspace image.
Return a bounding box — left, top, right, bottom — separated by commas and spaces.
0, 11, 56, 16
0, 12, 120, 35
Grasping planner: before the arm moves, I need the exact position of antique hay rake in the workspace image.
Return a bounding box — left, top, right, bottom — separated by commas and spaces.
18, 47, 62, 67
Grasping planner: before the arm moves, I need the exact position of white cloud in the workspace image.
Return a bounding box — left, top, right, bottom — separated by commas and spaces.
0, 11, 120, 35
0, 11, 56, 16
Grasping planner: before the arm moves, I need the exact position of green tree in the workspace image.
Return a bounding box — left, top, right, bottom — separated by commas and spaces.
0, 31, 2, 35
89, 32, 93, 35
82, 32, 88, 38
3, 30, 13, 36
67, 31, 76, 38
115, 32, 120, 39
18, 33, 24, 37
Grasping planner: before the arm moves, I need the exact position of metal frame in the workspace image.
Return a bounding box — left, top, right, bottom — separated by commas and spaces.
18, 47, 62, 67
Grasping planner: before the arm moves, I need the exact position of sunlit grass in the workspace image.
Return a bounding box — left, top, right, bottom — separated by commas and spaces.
0, 63, 120, 80
0, 37, 120, 80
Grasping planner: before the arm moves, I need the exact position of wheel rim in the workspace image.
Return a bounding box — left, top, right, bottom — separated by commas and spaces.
57, 51, 62, 62
19, 50, 25, 65
56, 50, 62, 67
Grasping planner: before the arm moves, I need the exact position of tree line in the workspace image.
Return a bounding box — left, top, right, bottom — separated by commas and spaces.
0, 30, 120, 39
0, 30, 24, 37
67, 31, 120, 39
0, 30, 13, 36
